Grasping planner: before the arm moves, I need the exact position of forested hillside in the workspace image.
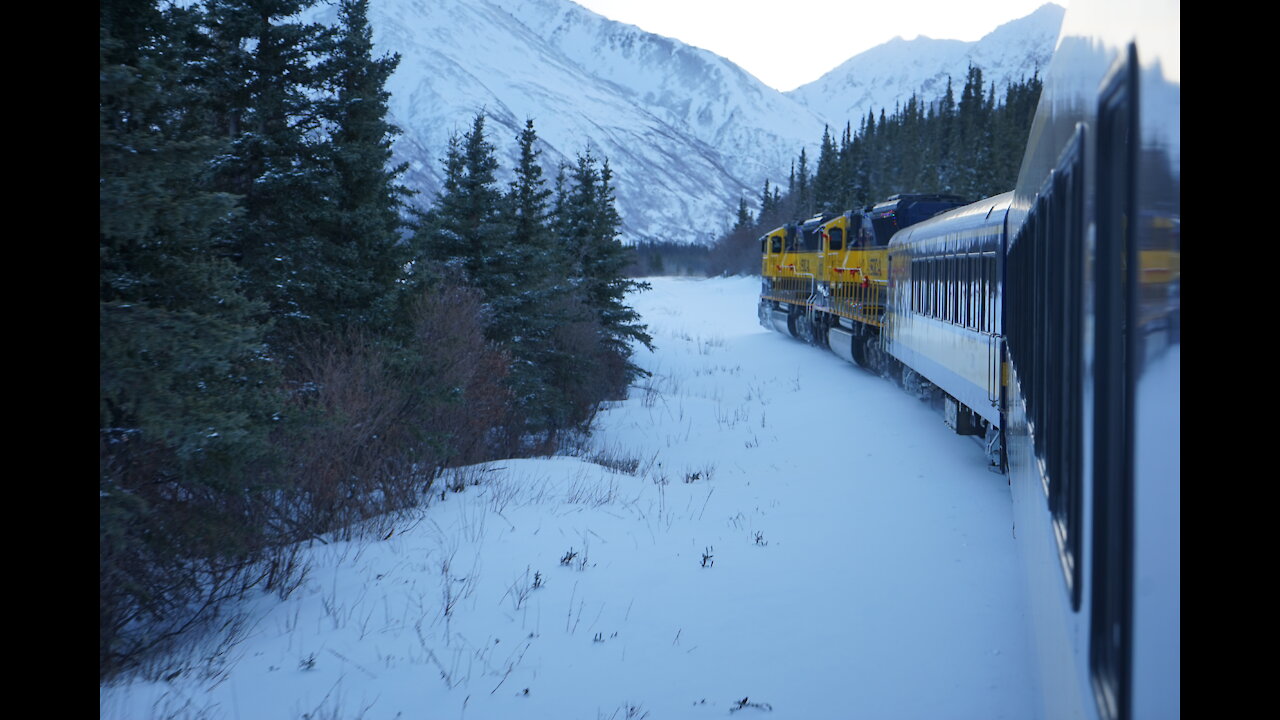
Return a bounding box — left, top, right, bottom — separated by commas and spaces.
100, 0, 646, 679
705, 67, 1043, 275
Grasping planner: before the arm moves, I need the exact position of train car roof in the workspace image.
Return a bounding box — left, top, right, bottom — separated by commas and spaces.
889, 191, 1013, 253
869, 193, 968, 217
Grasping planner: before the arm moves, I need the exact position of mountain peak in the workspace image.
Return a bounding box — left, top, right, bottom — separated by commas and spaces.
787, 5, 1061, 130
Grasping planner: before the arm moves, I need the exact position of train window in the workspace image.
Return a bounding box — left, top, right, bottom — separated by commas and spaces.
937, 258, 945, 320
967, 253, 977, 330
987, 254, 997, 334
772, 236, 782, 254
953, 255, 961, 325
954, 255, 962, 325
912, 259, 922, 313
936, 257, 944, 321
1037, 194, 1050, 448
1090, 44, 1137, 720
925, 259, 933, 317
922, 259, 930, 317
913, 260, 920, 314
829, 227, 844, 251
965, 254, 975, 329
950, 256, 958, 324
979, 255, 988, 333
980, 254, 988, 331
1046, 130, 1084, 616
945, 256, 953, 323
923, 259, 930, 316
918, 259, 925, 315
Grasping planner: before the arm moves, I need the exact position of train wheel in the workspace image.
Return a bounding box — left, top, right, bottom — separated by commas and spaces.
811, 316, 829, 348
902, 367, 933, 400
796, 312, 813, 344
984, 423, 1006, 473
865, 335, 887, 377
850, 334, 868, 367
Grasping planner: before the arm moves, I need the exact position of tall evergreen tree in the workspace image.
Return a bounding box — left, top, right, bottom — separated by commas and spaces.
419, 113, 508, 295
313, 0, 411, 333
793, 148, 812, 219
100, 0, 283, 675
557, 151, 652, 395
500, 119, 574, 430
733, 196, 752, 231
200, 0, 337, 342
936, 75, 957, 192
812, 125, 841, 215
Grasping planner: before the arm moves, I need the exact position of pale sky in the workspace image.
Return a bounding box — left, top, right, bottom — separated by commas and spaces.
571, 0, 1063, 91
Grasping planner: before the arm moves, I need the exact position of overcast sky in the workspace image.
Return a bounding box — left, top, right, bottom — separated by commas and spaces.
570, 0, 1064, 91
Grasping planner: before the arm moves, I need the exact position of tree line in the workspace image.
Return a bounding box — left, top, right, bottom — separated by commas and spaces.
101, 0, 648, 679
703, 66, 1043, 275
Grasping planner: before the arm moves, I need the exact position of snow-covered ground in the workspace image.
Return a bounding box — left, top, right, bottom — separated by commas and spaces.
100, 276, 1034, 720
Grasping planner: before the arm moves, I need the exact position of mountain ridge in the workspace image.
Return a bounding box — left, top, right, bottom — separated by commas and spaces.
338, 0, 1063, 244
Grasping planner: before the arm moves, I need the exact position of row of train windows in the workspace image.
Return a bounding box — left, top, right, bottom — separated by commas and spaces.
1006, 52, 1135, 720
1006, 129, 1085, 615
908, 251, 998, 333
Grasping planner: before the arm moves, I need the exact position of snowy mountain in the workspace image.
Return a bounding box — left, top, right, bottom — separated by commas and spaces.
787, 4, 1065, 132
322, 0, 823, 246
327, 0, 1063, 245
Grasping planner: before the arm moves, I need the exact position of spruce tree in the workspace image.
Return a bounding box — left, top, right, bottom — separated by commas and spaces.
812, 125, 841, 214
936, 75, 957, 192
314, 0, 411, 333
500, 119, 572, 431
100, 0, 282, 676
733, 197, 752, 231
557, 151, 652, 397
794, 148, 812, 219
201, 0, 337, 343
757, 178, 775, 226
420, 113, 507, 293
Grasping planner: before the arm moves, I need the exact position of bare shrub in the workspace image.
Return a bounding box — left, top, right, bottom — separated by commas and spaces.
275, 284, 518, 542
99, 430, 301, 681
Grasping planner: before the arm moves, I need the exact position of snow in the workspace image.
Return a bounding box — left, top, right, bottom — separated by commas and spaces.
100, 276, 1035, 719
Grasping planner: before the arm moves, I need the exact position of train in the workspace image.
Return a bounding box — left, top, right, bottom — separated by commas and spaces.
756, 0, 1179, 717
